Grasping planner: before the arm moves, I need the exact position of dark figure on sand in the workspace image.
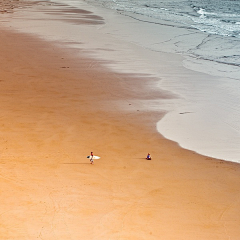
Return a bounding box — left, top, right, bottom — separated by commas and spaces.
146, 153, 151, 160
90, 152, 94, 164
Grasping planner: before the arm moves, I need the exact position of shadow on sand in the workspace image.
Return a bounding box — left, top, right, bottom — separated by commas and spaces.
62, 162, 90, 165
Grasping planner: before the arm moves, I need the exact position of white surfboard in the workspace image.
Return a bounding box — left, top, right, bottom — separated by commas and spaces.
87, 155, 101, 160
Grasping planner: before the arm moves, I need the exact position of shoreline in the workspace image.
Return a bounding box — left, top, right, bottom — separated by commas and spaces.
1, 1, 240, 239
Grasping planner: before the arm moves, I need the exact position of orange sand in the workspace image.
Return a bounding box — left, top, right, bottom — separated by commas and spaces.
0, 21, 240, 239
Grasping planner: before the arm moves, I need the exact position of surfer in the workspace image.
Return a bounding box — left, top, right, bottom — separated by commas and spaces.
146, 153, 151, 160
90, 151, 94, 164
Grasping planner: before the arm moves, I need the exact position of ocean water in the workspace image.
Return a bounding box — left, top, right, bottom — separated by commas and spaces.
1, 0, 240, 162
84, 0, 240, 38
84, 0, 240, 70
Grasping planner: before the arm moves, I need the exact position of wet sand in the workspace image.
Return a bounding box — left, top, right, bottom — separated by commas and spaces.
1, 2, 240, 240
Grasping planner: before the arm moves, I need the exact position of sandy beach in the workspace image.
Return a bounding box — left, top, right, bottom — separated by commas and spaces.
1, 1, 240, 239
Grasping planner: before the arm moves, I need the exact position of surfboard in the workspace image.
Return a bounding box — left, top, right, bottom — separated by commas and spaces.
87, 155, 101, 160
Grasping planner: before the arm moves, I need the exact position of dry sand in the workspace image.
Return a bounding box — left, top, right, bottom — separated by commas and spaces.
0, 5, 240, 240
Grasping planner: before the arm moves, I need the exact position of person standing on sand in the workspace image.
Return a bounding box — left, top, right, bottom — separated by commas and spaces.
90, 151, 94, 164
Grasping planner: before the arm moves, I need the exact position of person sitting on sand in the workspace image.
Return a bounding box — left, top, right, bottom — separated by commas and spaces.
146, 153, 151, 160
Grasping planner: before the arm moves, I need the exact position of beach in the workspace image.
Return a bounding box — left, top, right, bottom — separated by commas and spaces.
1, 0, 240, 239
2, 0, 240, 162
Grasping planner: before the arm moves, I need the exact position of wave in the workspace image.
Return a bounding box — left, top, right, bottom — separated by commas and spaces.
83, 0, 240, 71
191, 13, 240, 37
85, 0, 240, 38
